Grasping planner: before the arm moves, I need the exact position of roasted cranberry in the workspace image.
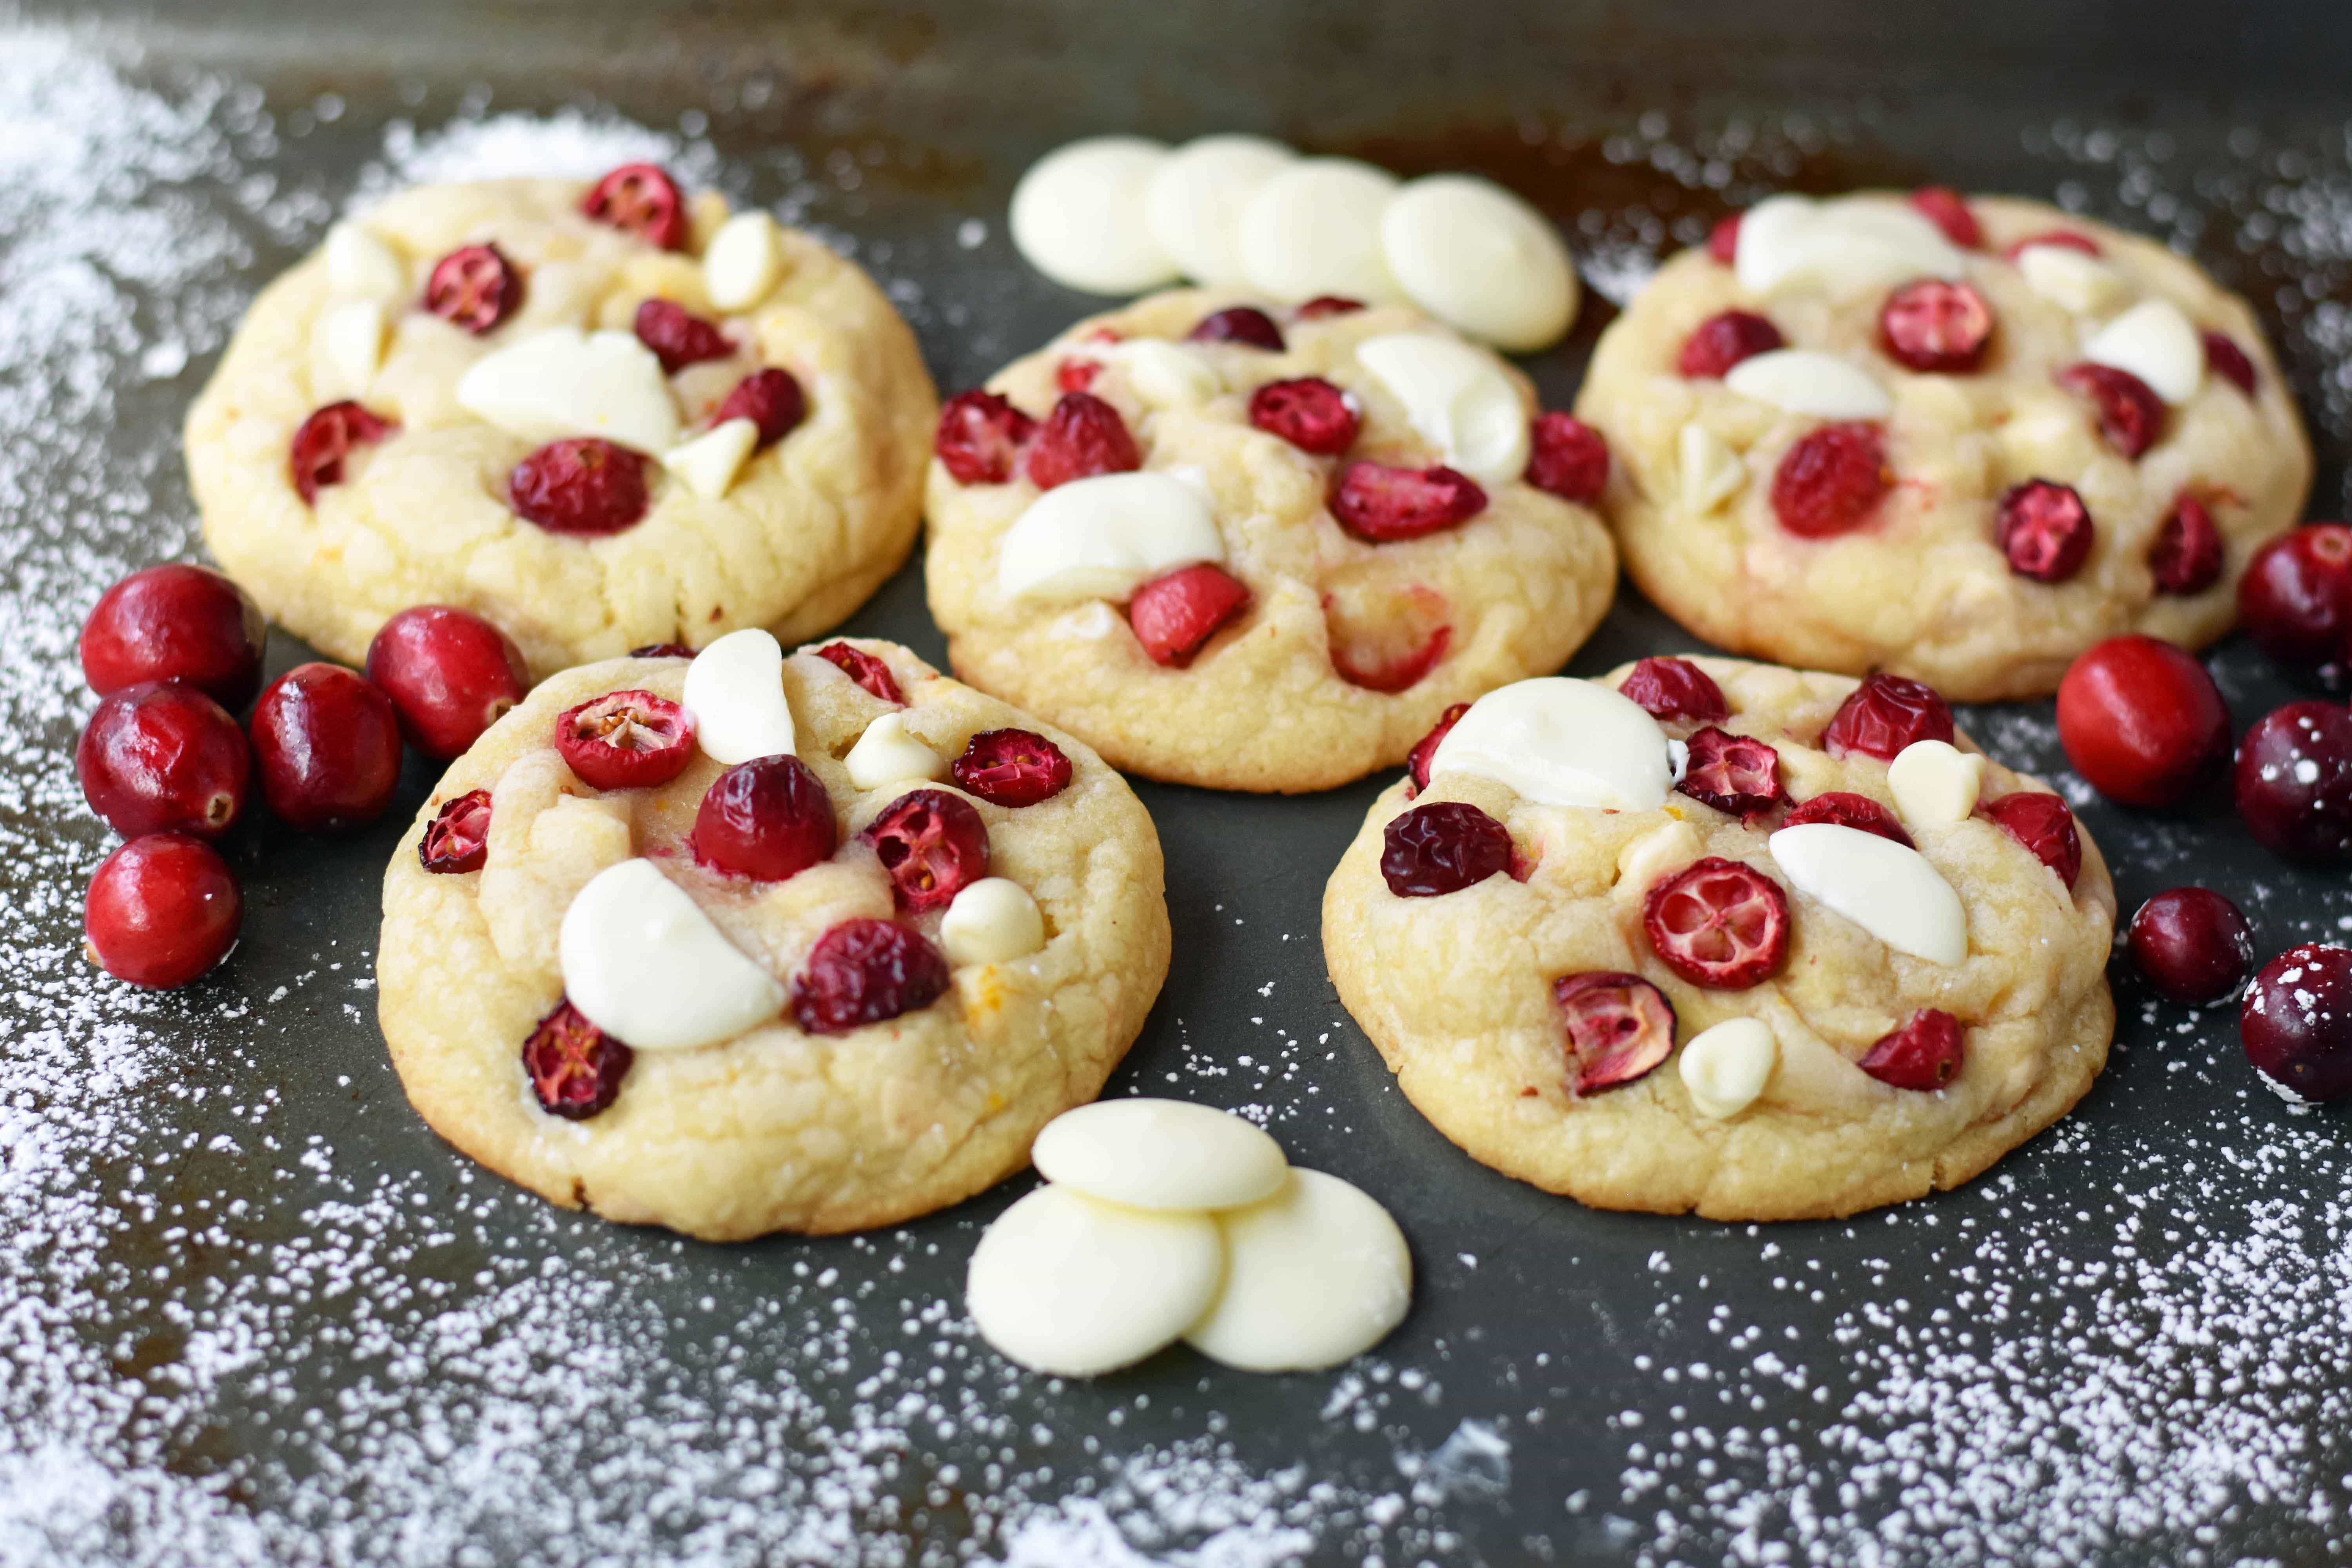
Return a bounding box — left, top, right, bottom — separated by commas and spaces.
555, 689, 695, 791
581, 163, 688, 250
84, 833, 241, 989
2150, 495, 2225, 595
1644, 857, 1789, 989
2006, 230, 2100, 260
1677, 310, 1784, 378
1879, 279, 1993, 373
1553, 971, 1677, 1094
1820, 672, 1954, 761
694, 755, 837, 881
1295, 295, 1366, 319
522, 999, 633, 1118
2233, 701, 2352, 864
792, 918, 950, 1035
1025, 392, 1140, 491
1129, 564, 1250, 667
1330, 462, 1487, 542
423, 243, 523, 334
1525, 413, 1610, 505
1909, 187, 1982, 249
2240, 944, 2352, 1103
365, 605, 531, 760
2058, 362, 2164, 459
952, 729, 1073, 807
1187, 307, 1285, 350
1406, 702, 1471, 793
289, 401, 395, 505
510, 438, 651, 536
2202, 330, 2258, 397
630, 643, 696, 659
1858, 1009, 1964, 1091
419, 789, 493, 874
934, 390, 1036, 484
1770, 423, 1889, 539
2055, 635, 2229, 808
1980, 792, 2082, 888
1784, 791, 1914, 848
77, 682, 250, 840
80, 563, 266, 711
1676, 727, 1785, 815
814, 642, 903, 704
2128, 887, 2255, 1005
1249, 377, 1359, 455
2238, 523, 2352, 682
1331, 621, 1450, 694
1706, 213, 1742, 265
715, 368, 807, 448
861, 788, 989, 912
633, 298, 733, 373
1381, 800, 1512, 898
1619, 657, 1728, 724
1996, 479, 2096, 583
249, 663, 401, 833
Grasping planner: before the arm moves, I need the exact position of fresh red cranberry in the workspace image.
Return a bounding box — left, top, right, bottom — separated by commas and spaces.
1677, 310, 1784, 379
1820, 672, 1954, 761
1770, 423, 1889, 539
715, 368, 807, 448
84, 833, 241, 989
2240, 944, 2352, 1102
554, 689, 695, 791
1980, 792, 2082, 888
934, 390, 1036, 484
289, 401, 395, 505
630, 643, 696, 659
792, 918, 950, 1034
1784, 791, 1915, 848
1909, 187, 1982, 249
1056, 358, 1101, 394
1295, 295, 1366, 318
2055, 635, 2230, 808
1676, 727, 1785, 815
76, 682, 250, 840
1249, 377, 1359, 455
1187, 307, 1285, 350
1644, 857, 1790, 989
510, 438, 651, 536
1858, 1009, 1964, 1091
1129, 564, 1250, 667
2238, 523, 2352, 682
1996, 479, 2096, 583
1406, 702, 1471, 793
2006, 230, 2100, 261
419, 789, 493, 874
2202, 330, 2258, 397
952, 729, 1073, 807
1553, 971, 1677, 1094
1381, 800, 1513, 897
365, 605, 531, 761
633, 298, 733, 373
1879, 279, 1993, 373
1525, 413, 1610, 505
693, 755, 837, 881
814, 642, 903, 704
1619, 657, 1728, 724
1331, 621, 1450, 694
2129, 887, 2255, 1005
2150, 495, 2225, 596
861, 789, 989, 912
423, 243, 523, 334
2058, 362, 2164, 459
1706, 213, 1742, 264
522, 999, 633, 1118
249, 663, 401, 833
1330, 462, 1487, 542
2233, 701, 2352, 864
1025, 392, 1140, 491
79, 564, 266, 711
581, 163, 688, 250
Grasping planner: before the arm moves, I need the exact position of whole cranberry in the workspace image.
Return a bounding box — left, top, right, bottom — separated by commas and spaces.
791, 918, 950, 1035
365, 606, 532, 761
2240, 944, 2352, 1103
1980, 792, 2083, 889
510, 438, 651, 536
715, 368, 807, 448
952, 730, 1073, 807
1619, 657, 1728, 724
84, 833, 241, 989
1677, 310, 1784, 379
1024, 392, 1140, 491
1858, 1009, 1964, 1091
1330, 462, 1487, 541
1770, 423, 1890, 539
1381, 800, 1512, 897
1187, 306, 1285, 351
1784, 791, 1913, 848
1129, 564, 1250, 668
693, 756, 837, 881
1909, 187, 1982, 248
633, 298, 733, 373
2055, 636, 2230, 808
1820, 672, 1953, 762
80, 563, 267, 711
249, 663, 403, 833
77, 682, 251, 840
2238, 523, 2352, 685
1554, 971, 1677, 1094
813, 642, 904, 704
2233, 701, 2352, 863
2128, 888, 2256, 1005
1525, 413, 1611, 506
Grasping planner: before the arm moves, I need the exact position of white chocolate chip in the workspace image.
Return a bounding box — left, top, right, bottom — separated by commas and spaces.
1886, 740, 1984, 826
1679, 1018, 1778, 1120
323, 220, 406, 300
2081, 298, 2204, 404
1009, 137, 1181, 296
310, 298, 385, 400
1735, 194, 1964, 298
1112, 339, 1222, 409
1678, 423, 1746, 514
1428, 677, 1676, 811
996, 471, 1224, 604
1031, 1098, 1287, 1211
966, 1185, 1223, 1377
843, 711, 944, 791
559, 858, 786, 1052
1183, 1169, 1412, 1373
1378, 174, 1578, 352
940, 877, 1047, 967
1354, 332, 1530, 484
660, 417, 760, 501
702, 210, 786, 311
681, 628, 796, 764
1768, 822, 1969, 965
1236, 158, 1404, 304
1143, 134, 1298, 288
454, 327, 681, 454
2016, 243, 2127, 314
1723, 350, 1893, 419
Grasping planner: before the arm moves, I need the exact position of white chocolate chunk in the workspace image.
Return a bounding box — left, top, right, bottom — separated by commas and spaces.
1379, 174, 1578, 352
940, 877, 1047, 967
2081, 298, 2204, 404
1679, 1018, 1778, 1120
1112, 339, 1222, 408
2016, 243, 2127, 314
323, 220, 406, 299
1032, 1098, 1287, 1212
996, 470, 1224, 604
1723, 350, 1892, 419
1616, 818, 1704, 895
311, 298, 386, 400
1768, 822, 1969, 965
1678, 422, 1747, 513
1236, 158, 1404, 304
559, 858, 786, 1051
1184, 1169, 1411, 1373
455, 327, 681, 454
1428, 677, 1675, 812
1735, 194, 1964, 299
1886, 740, 1984, 826
1354, 332, 1530, 484
843, 711, 944, 790
1143, 134, 1298, 288
682, 628, 796, 764
661, 417, 760, 501
1009, 137, 1181, 295
703, 210, 786, 310
967, 1185, 1223, 1377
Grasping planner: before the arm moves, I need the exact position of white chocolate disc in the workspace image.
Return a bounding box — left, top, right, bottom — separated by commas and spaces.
1886, 740, 1984, 826
559, 859, 786, 1051
324, 220, 406, 300
1767, 822, 1969, 965
1428, 677, 1676, 811
1143, 134, 1298, 289
1030, 1098, 1287, 1212
2015, 244, 2127, 315
966, 1185, 1224, 1377
1735, 194, 1964, 299
2081, 298, 2204, 404
681, 628, 797, 764
1722, 349, 1892, 420
1009, 137, 1181, 296
940, 877, 1047, 967
1354, 332, 1531, 484
996, 470, 1225, 603
1183, 1169, 1411, 1373
703, 210, 786, 311
661, 417, 760, 501
1236, 158, 1404, 304
455, 326, 681, 454
1678, 1018, 1777, 1120
1379, 174, 1578, 352
842, 711, 944, 791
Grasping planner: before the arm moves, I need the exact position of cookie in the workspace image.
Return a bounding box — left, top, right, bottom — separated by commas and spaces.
923, 288, 1618, 792
376, 635, 1171, 1241
1321, 654, 2117, 1221
1574, 190, 2312, 701
187, 171, 937, 681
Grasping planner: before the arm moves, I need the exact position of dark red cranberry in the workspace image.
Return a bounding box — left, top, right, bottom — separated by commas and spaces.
1129, 564, 1250, 667
2150, 495, 2225, 595
1025, 392, 1140, 491
1295, 296, 1366, 319
2129, 888, 2255, 1005
1880, 279, 1993, 373
1677, 310, 1784, 378
2240, 944, 2352, 1103
2238, 523, 2352, 682
1406, 702, 1471, 793
1706, 213, 1742, 265
1525, 413, 1610, 505
2233, 701, 2352, 864
2058, 362, 2164, 459
1381, 800, 1513, 897
1619, 657, 1728, 724
1553, 972, 1677, 1094
289, 401, 395, 505
1820, 673, 1954, 761
952, 729, 1073, 807
2055, 635, 2230, 808
248, 663, 401, 833
1330, 462, 1487, 542
419, 789, 493, 874
581, 163, 688, 250
1858, 1009, 1964, 1091
934, 390, 1036, 485
1643, 858, 1789, 989
554, 689, 695, 791
1980, 792, 2082, 889
630, 643, 696, 659
365, 605, 531, 761
1676, 727, 1785, 815
1770, 423, 1889, 539
792, 918, 950, 1035
84, 833, 241, 989
1784, 791, 1915, 848
633, 298, 733, 373
1331, 620, 1450, 694
693, 755, 837, 881
510, 438, 651, 536
1909, 187, 1982, 249
814, 642, 903, 704
1187, 307, 1285, 350
861, 789, 989, 912
1248, 377, 1359, 455
522, 999, 633, 1118
1996, 479, 2096, 583
423, 243, 523, 334
2006, 230, 2100, 261
715, 368, 807, 448
77, 682, 250, 840
79, 563, 266, 711
2202, 330, 2258, 397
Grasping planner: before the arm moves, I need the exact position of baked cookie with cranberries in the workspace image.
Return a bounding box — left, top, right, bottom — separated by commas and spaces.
1321, 654, 2117, 1220
923, 288, 1619, 791
376, 632, 1170, 1240
1574, 188, 2311, 701
187, 168, 937, 680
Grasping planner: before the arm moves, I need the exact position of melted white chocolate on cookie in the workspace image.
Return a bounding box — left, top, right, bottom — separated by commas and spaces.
1768, 822, 1969, 965
1428, 677, 1674, 812
558, 859, 786, 1051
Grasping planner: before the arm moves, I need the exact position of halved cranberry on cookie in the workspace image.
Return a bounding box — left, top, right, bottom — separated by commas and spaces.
1619, 656, 1728, 724
1858, 1008, 1963, 1091
633, 298, 733, 373
694, 755, 837, 882
952, 729, 1073, 807
1770, 423, 1889, 539
934, 390, 1036, 484
1879, 279, 1993, 373
861, 788, 989, 912
1908, 187, 1982, 249
510, 438, 651, 536
1643, 857, 1790, 989
523, 998, 633, 1119
581, 163, 688, 250
1249, 377, 1359, 455
1025, 392, 1140, 491
814, 642, 904, 704
1819, 672, 1953, 762
1553, 971, 1677, 1094
1677, 310, 1784, 379
2057, 362, 2163, 459
1406, 703, 1471, 793
289, 401, 396, 505
555, 689, 696, 790
2150, 495, 2224, 595
1980, 791, 2082, 889
1784, 791, 1914, 848
1995, 479, 2095, 583
1676, 727, 1786, 816
424, 243, 523, 335
1130, 564, 1250, 668
419, 789, 494, 875
1330, 462, 1487, 542
2202, 330, 2258, 397
792, 918, 950, 1035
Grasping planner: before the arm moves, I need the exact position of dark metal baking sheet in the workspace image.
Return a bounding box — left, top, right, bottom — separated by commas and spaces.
7, 3, 2352, 1564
